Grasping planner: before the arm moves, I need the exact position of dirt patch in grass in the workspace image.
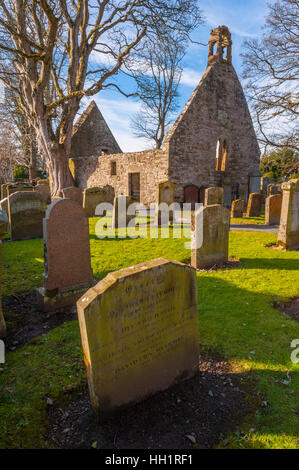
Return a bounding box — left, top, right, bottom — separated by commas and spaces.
196, 259, 241, 273
274, 298, 299, 323
45, 356, 251, 449
3, 291, 77, 351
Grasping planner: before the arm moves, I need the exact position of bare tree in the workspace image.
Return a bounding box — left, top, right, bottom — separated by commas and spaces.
242, 0, 299, 150
0, 0, 201, 196
129, 33, 188, 149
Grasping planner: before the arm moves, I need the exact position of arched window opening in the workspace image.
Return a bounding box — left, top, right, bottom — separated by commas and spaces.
216, 139, 228, 171
221, 139, 228, 171
223, 46, 227, 59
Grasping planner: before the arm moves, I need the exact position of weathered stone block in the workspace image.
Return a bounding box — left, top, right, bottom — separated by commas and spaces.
35, 183, 50, 204
83, 186, 115, 217
155, 181, 176, 225
204, 187, 224, 206
267, 184, 282, 196
77, 258, 199, 421
191, 204, 230, 269
231, 199, 244, 218
265, 194, 282, 225
246, 193, 263, 217
277, 179, 299, 250
8, 191, 46, 241
62, 186, 83, 206
112, 195, 137, 229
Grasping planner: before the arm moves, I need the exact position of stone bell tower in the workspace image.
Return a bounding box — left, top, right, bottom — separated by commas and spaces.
208, 25, 232, 65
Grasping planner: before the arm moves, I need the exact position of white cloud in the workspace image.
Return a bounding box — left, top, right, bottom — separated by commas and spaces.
92, 96, 152, 152
181, 68, 203, 87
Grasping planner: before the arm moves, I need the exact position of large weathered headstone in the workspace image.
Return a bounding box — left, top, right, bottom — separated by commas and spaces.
155, 181, 176, 225
246, 193, 263, 217
37, 199, 94, 311
277, 179, 299, 250
83, 186, 115, 217
8, 192, 46, 241
231, 199, 244, 218
62, 186, 83, 206
265, 194, 282, 225
77, 258, 199, 421
0, 211, 9, 338
191, 204, 230, 269
204, 187, 224, 206
112, 195, 137, 229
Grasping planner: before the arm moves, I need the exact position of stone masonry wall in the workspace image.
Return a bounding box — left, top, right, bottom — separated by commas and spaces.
164, 61, 260, 203
70, 149, 168, 207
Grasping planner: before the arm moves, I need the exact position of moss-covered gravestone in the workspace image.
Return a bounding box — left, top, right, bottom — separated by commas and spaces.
77, 258, 199, 421
8, 191, 46, 241
83, 186, 115, 217
0, 211, 9, 338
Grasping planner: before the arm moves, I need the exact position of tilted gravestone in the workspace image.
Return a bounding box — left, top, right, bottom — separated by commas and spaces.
83, 186, 115, 217
155, 181, 176, 225
231, 199, 244, 218
246, 193, 263, 217
112, 195, 137, 229
62, 186, 83, 206
205, 187, 224, 206
37, 199, 94, 311
277, 178, 299, 250
8, 191, 46, 241
77, 258, 199, 421
191, 204, 230, 269
0, 211, 9, 338
265, 194, 282, 225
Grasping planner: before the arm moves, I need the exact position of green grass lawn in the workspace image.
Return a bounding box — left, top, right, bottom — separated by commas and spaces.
0, 219, 298, 449
231, 215, 266, 225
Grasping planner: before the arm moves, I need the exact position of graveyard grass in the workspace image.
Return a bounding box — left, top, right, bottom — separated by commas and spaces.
1, 219, 299, 449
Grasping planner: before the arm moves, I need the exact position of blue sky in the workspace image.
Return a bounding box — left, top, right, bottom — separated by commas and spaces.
89, 0, 269, 152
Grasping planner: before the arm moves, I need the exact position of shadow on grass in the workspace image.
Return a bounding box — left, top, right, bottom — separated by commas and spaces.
239, 258, 299, 270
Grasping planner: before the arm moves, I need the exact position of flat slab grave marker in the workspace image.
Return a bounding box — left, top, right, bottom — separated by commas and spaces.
8, 191, 46, 241
77, 258, 199, 421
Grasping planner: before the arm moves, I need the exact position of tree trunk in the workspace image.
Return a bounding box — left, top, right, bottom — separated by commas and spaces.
47, 147, 75, 198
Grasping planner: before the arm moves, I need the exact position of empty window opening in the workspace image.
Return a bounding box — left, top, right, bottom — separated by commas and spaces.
216, 139, 228, 171
111, 161, 117, 176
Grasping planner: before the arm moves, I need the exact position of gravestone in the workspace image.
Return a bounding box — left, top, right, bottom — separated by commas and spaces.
231, 199, 244, 218
155, 181, 176, 225
204, 187, 224, 206
277, 178, 299, 250
249, 174, 261, 195
1, 184, 8, 200
83, 186, 115, 217
191, 204, 230, 269
0, 197, 8, 216
62, 186, 83, 206
239, 184, 248, 205
112, 195, 137, 229
37, 199, 94, 311
7, 183, 33, 197
8, 192, 46, 241
0, 211, 9, 338
77, 258, 199, 421
267, 184, 282, 196
246, 193, 263, 217
265, 194, 282, 225
35, 180, 51, 204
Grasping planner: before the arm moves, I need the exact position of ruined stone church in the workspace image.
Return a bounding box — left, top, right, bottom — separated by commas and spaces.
70, 26, 261, 206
